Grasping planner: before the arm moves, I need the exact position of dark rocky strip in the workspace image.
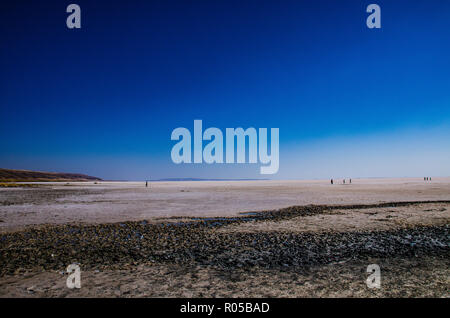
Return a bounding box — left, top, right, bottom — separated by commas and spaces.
236, 200, 450, 221
179, 225, 449, 269
0, 201, 449, 275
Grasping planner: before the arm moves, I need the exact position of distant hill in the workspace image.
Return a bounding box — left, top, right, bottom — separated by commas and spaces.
0, 168, 102, 182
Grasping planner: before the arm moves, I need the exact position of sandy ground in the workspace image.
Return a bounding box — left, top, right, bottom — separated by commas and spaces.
1, 178, 449, 232
0, 178, 448, 298
1, 256, 448, 298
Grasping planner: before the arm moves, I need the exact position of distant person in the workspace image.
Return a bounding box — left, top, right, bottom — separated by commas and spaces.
145, 181, 148, 187
343, 179, 345, 184
331, 179, 333, 185
349, 178, 352, 184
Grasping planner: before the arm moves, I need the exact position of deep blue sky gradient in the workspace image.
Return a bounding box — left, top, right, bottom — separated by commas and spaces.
1, 0, 449, 179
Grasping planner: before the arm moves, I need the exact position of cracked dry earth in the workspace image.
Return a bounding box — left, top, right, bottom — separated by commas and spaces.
0, 201, 449, 297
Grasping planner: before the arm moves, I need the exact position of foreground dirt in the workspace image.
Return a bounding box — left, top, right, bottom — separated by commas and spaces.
0, 201, 448, 297
1, 256, 448, 298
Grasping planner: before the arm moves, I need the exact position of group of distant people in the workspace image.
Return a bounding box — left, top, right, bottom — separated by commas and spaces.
330, 178, 351, 185
330, 177, 432, 184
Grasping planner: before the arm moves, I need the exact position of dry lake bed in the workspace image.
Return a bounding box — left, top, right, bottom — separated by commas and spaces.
0, 178, 449, 297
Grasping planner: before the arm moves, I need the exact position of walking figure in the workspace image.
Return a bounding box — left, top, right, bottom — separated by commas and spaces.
145, 181, 148, 187
349, 178, 352, 184
331, 179, 333, 185
343, 179, 345, 184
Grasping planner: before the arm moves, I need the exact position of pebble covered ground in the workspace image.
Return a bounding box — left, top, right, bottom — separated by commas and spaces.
1, 201, 449, 276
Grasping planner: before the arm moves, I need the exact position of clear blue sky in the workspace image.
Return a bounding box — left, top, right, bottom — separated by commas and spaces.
1, 0, 449, 180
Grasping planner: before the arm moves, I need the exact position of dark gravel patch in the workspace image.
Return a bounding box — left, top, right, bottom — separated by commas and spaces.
0, 201, 449, 275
